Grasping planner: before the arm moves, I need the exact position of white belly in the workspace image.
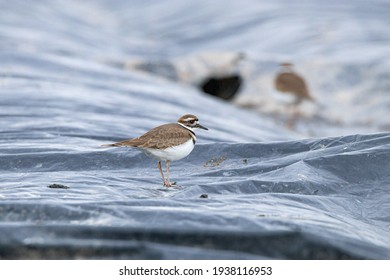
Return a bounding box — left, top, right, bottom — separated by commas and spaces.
142, 139, 195, 161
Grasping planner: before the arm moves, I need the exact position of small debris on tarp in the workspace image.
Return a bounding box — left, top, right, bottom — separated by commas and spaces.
47, 184, 69, 189
200, 194, 208, 199
204, 156, 226, 168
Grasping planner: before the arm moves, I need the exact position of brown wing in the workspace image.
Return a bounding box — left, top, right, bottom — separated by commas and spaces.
275, 72, 312, 100
105, 123, 193, 149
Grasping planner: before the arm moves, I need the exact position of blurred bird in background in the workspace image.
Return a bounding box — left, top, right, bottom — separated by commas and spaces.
274, 62, 314, 105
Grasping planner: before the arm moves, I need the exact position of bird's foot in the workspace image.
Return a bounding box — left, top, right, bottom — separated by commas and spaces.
164, 180, 177, 187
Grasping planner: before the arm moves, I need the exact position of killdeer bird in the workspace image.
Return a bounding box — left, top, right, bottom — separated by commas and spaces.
274, 62, 314, 104
102, 114, 208, 187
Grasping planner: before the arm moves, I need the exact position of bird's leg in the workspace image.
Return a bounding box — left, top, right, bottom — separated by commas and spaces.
157, 161, 167, 186
165, 160, 176, 187
165, 160, 172, 187
293, 97, 302, 106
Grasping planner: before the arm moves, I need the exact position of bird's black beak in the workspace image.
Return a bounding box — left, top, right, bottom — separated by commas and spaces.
196, 123, 208, 130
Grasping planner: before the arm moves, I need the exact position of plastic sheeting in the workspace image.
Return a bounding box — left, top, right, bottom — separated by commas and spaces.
1, 127, 390, 259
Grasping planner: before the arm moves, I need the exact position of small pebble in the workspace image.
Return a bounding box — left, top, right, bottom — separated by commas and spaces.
200, 194, 208, 199
47, 184, 69, 189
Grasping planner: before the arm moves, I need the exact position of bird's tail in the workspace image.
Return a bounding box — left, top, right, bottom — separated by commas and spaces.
101, 143, 122, 147
308, 95, 315, 102
101, 139, 136, 147
101, 143, 114, 147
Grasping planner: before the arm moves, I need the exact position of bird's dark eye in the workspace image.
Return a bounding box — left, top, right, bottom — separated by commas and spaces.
190, 120, 195, 124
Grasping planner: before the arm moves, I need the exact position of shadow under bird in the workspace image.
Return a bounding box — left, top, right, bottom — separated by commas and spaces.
274, 62, 314, 105
102, 114, 208, 187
